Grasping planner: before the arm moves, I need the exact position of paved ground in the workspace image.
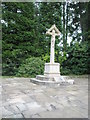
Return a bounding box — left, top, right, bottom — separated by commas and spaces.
1, 76, 88, 118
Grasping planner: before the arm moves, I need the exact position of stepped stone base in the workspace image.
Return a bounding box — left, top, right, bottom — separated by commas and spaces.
30, 75, 74, 86
30, 63, 74, 86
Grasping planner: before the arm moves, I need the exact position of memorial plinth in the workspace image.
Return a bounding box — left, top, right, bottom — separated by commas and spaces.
44, 63, 60, 77
30, 24, 74, 86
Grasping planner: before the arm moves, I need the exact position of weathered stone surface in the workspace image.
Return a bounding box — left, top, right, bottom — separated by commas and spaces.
1, 76, 88, 118
39, 107, 85, 118
30, 75, 74, 86
44, 63, 60, 77
2, 106, 14, 117
46, 24, 60, 64
30, 78, 66, 86
16, 103, 27, 112
4, 113, 24, 118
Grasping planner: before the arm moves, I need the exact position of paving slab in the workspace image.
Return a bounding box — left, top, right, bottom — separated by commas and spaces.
1, 76, 88, 118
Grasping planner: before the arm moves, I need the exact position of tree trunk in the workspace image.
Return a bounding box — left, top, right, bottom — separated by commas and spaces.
66, 2, 68, 48
63, 2, 66, 52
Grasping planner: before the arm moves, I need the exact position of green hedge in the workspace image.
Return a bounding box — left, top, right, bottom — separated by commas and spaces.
16, 57, 45, 77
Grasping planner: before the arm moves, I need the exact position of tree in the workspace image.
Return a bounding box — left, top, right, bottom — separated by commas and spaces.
60, 2, 89, 75
62, 2, 66, 52
67, 41, 88, 75
2, 2, 89, 76
68, 2, 90, 43
2, 3, 37, 75
39, 2, 62, 62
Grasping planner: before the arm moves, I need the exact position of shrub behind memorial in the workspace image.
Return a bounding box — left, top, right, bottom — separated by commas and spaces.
16, 57, 45, 77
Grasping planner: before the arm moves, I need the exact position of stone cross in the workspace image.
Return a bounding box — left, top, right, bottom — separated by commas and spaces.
46, 24, 60, 64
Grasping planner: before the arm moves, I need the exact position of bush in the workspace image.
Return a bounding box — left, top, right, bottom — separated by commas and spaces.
2, 63, 18, 76
16, 57, 45, 77
61, 41, 88, 75
60, 67, 71, 75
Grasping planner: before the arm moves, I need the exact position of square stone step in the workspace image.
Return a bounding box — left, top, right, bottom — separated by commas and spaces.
36, 75, 54, 81
30, 78, 70, 87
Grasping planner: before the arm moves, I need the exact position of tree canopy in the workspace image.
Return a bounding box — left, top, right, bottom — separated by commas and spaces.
2, 2, 89, 77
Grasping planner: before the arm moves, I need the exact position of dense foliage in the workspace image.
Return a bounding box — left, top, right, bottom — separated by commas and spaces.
2, 2, 89, 77
61, 41, 89, 75
16, 57, 44, 77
